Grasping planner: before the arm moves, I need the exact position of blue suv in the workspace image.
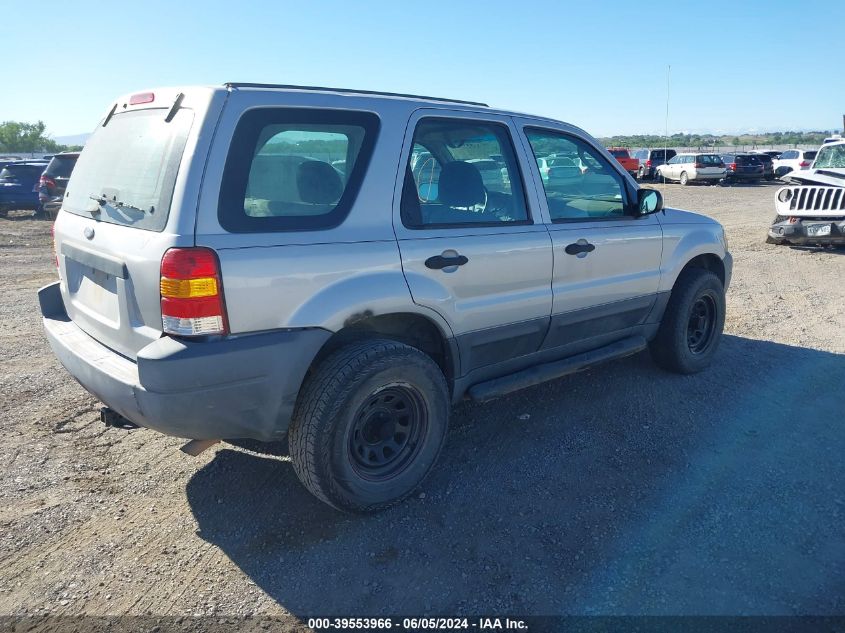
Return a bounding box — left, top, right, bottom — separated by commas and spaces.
0, 161, 48, 217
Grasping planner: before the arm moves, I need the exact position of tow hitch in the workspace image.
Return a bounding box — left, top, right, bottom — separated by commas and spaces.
100, 407, 138, 430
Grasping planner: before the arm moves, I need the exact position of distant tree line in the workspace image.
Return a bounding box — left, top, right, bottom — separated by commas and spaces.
0, 121, 84, 154
598, 130, 839, 149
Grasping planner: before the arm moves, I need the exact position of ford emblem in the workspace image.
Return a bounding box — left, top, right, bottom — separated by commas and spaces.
84, 226, 95, 240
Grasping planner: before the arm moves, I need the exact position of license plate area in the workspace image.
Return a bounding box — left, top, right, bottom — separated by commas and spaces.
66, 262, 120, 326
806, 223, 832, 237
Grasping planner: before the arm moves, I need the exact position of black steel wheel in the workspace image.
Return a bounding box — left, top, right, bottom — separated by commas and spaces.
349, 384, 427, 480
650, 268, 725, 374
289, 338, 449, 513
687, 294, 717, 354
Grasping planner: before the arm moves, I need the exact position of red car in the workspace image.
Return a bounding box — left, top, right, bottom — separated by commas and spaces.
607, 147, 639, 177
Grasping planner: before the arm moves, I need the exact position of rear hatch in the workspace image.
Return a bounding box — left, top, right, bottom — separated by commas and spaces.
54, 89, 216, 359
41, 154, 79, 200
695, 154, 724, 176
735, 155, 764, 176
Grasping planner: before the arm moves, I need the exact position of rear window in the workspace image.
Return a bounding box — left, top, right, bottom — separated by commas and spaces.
609, 149, 629, 158
219, 108, 379, 232
44, 155, 79, 178
650, 149, 675, 161
736, 155, 761, 165
804, 151, 818, 160
64, 109, 193, 232
697, 154, 723, 165
0, 165, 43, 182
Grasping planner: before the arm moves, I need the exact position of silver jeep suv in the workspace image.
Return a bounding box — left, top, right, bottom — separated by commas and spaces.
40, 83, 732, 512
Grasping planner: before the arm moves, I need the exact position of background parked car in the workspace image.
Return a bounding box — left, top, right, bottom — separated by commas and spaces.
656, 153, 724, 185
0, 161, 48, 217
632, 148, 677, 180
606, 147, 639, 177
719, 153, 764, 183
773, 149, 818, 178
38, 152, 80, 220
747, 152, 775, 180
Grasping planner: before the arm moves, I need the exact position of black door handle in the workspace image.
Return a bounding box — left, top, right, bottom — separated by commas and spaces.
425, 254, 469, 269
565, 242, 596, 255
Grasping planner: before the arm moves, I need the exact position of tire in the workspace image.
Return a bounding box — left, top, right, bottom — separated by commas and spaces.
679, 171, 689, 186
288, 338, 449, 513
649, 268, 725, 374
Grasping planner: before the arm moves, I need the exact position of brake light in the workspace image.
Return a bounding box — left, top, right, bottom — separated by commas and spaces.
646, 159, 652, 167
160, 248, 228, 336
799, 160, 811, 168
40, 175, 56, 189
729, 163, 737, 171
129, 92, 155, 105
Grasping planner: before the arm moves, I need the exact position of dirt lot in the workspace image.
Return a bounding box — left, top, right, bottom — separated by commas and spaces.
1, 182, 843, 626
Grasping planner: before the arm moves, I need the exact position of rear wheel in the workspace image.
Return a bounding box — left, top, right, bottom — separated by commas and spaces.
289, 339, 449, 513
679, 171, 689, 186
650, 268, 725, 374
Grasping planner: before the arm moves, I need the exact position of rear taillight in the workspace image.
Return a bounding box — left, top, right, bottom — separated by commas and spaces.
729, 163, 737, 171
694, 162, 704, 168
40, 175, 56, 189
160, 248, 228, 336
646, 159, 652, 167
799, 160, 811, 168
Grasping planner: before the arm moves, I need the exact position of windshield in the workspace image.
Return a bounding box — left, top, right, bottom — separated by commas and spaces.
64, 108, 193, 231
813, 144, 845, 169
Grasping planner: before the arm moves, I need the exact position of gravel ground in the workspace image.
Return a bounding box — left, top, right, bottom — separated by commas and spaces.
1, 182, 843, 626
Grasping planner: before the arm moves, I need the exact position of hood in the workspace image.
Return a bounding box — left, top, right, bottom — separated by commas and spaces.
784, 169, 845, 187
659, 207, 721, 226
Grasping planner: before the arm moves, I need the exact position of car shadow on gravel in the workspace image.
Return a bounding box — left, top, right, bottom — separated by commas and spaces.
186, 335, 845, 616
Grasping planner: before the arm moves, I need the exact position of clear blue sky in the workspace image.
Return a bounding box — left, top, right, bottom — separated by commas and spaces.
2, 0, 842, 138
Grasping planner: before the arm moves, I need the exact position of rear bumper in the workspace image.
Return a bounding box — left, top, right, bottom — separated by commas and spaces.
768, 218, 845, 245
726, 172, 764, 181
39, 282, 331, 441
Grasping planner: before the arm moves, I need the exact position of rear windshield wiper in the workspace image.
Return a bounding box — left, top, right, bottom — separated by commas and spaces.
89, 194, 153, 215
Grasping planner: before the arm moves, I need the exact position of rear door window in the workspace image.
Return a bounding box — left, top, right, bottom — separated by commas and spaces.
400, 118, 529, 228
219, 108, 379, 232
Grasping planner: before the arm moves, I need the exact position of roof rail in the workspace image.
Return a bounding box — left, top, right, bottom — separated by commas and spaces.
224, 82, 488, 107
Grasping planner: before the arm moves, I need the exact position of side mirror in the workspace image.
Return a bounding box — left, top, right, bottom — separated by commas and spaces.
638, 188, 663, 215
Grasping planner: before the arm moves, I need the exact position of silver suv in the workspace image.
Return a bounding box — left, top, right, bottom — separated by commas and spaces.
40, 83, 732, 512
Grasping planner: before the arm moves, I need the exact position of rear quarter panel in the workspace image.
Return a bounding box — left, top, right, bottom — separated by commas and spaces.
195, 90, 455, 337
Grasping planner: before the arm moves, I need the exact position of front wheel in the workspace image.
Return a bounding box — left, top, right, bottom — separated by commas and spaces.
679, 171, 689, 186
289, 339, 449, 512
650, 268, 725, 374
